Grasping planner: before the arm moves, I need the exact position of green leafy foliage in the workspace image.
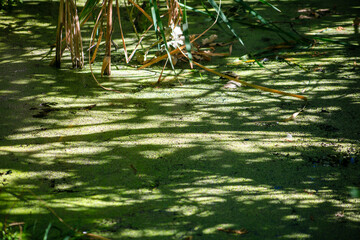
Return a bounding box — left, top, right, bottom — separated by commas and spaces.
0, 0, 22, 10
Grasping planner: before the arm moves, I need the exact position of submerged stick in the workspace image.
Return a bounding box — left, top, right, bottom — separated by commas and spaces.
193, 61, 307, 101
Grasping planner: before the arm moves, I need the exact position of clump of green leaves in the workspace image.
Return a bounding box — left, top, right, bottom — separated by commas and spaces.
1, 222, 29, 240
0, 0, 22, 10
1, 221, 84, 240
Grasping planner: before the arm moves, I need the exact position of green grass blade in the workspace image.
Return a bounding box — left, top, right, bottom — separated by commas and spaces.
149, 0, 159, 38
79, 0, 100, 24
207, 0, 245, 46
200, 0, 232, 36
149, 0, 175, 71
178, 2, 208, 15
200, 0, 215, 18
43, 223, 52, 240
234, 0, 300, 42
254, 58, 264, 68
182, 0, 193, 65
258, 0, 281, 12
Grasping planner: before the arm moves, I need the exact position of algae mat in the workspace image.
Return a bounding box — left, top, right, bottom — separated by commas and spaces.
1, 1, 360, 239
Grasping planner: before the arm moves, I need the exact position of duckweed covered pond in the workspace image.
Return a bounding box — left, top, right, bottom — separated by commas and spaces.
1, 0, 360, 239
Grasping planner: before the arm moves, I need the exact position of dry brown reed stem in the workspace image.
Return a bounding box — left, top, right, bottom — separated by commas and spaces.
74, 2, 84, 67
116, 0, 129, 63
176, 50, 307, 122
68, 0, 84, 68
138, 45, 185, 70
64, 0, 69, 45
90, 30, 103, 63
128, 23, 154, 63
192, 61, 308, 101
89, 0, 121, 93
173, 39, 307, 104
128, 0, 153, 23
102, 0, 113, 76
167, 0, 182, 27
158, 57, 169, 83
53, 0, 83, 68
125, 0, 144, 56
138, 0, 222, 70
55, 0, 64, 68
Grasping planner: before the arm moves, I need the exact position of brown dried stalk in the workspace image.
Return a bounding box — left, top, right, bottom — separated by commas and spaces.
53, 0, 84, 68
102, 0, 112, 76
116, 0, 129, 63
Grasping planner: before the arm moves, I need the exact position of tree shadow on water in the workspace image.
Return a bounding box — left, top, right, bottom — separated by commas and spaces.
1, 1, 360, 239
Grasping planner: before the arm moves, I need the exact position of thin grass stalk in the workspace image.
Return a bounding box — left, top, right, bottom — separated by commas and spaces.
207, 0, 244, 46
125, 0, 143, 53
90, 29, 103, 63
149, 0, 176, 71
175, 45, 307, 121
89, 0, 121, 92
69, 0, 84, 68
158, 57, 169, 83
235, 0, 303, 43
89, 0, 121, 93
116, 0, 129, 63
102, 0, 112, 76
149, 0, 159, 44
258, 0, 281, 12
65, 0, 70, 46
70, 0, 77, 67
200, 0, 230, 36
167, 0, 181, 27
75, 10, 84, 67
54, 0, 65, 67
91, 2, 106, 48
79, 0, 100, 23
128, 0, 153, 23
177, 2, 208, 15
192, 60, 307, 101
81, 13, 92, 26
69, 4, 77, 67
128, 23, 153, 63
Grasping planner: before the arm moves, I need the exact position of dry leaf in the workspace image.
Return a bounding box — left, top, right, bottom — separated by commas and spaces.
298, 15, 313, 20
223, 80, 242, 89
298, 8, 312, 13
217, 227, 248, 235
201, 34, 218, 45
